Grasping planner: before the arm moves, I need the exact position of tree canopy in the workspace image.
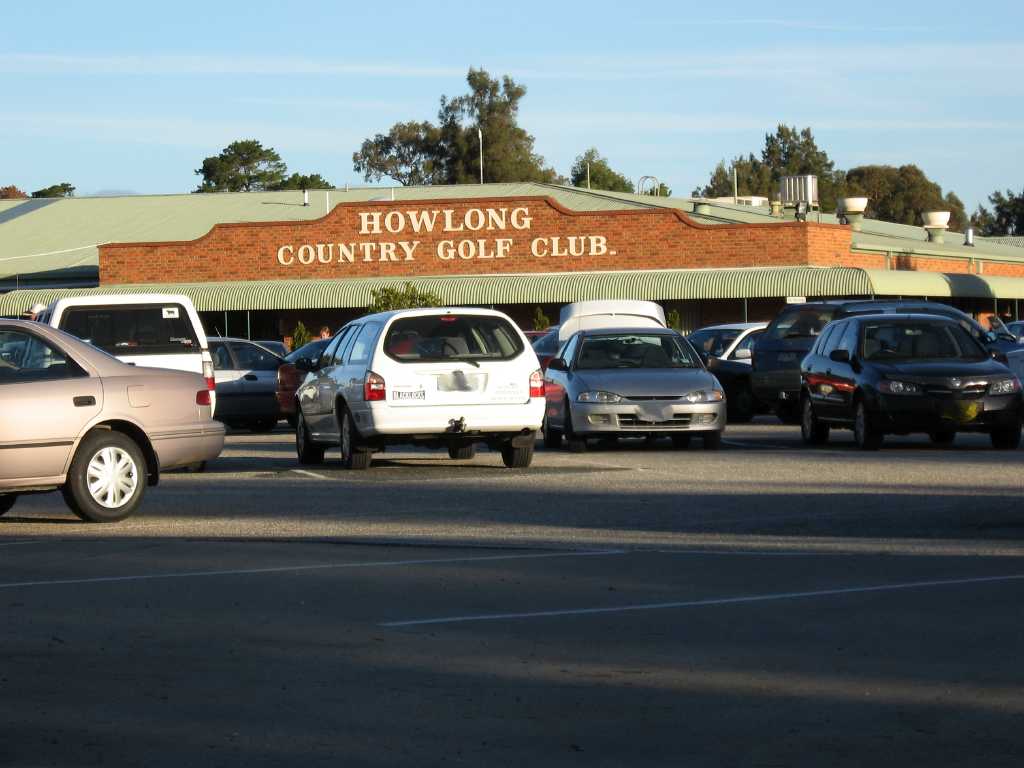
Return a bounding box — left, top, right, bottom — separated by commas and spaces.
569, 148, 633, 193
195, 140, 331, 192
353, 68, 560, 186
971, 189, 1024, 236
694, 125, 966, 227
0, 185, 28, 199
845, 165, 966, 231
693, 125, 844, 211
31, 182, 75, 198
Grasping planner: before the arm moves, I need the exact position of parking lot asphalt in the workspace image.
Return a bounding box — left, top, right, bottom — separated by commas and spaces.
3, 420, 1024, 766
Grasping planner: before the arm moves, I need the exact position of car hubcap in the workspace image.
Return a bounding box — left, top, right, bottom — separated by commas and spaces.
87, 447, 138, 509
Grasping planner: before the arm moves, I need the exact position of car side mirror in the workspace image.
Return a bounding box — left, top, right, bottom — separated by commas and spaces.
547, 358, 568, 372
732, 348, 752, 360
829, 349, 850, 363
991, 349, 1009, 363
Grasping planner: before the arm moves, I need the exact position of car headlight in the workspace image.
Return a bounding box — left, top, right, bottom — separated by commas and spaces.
878, 379, 922, 395
684, 389, 725, 403
989, 377, 1022, 395
577, 390, 623, 403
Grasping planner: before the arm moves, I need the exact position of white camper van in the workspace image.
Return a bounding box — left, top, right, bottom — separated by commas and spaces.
557, 300, 667, 342
40, 294, 217, 409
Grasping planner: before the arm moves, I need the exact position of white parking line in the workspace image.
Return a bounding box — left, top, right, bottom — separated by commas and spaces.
380, 572, 1024, 627
291, 469, 329, 480
0, 549, 625, 590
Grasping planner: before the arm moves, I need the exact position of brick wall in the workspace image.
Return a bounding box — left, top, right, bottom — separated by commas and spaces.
97, 195, 1024, 285
99, 196, 843, 284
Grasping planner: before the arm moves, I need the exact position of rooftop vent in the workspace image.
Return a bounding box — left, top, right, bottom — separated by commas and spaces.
779, 175, 819, 206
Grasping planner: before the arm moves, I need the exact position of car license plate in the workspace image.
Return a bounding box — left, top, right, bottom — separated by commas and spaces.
393, 390, 426, 401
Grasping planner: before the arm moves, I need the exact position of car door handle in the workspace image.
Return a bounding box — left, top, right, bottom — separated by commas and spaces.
244, 374, 258, 381
73, 396, 96, 407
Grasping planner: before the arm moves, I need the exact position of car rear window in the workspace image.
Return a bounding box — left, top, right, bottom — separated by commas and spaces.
764, 307, 836, 341
384, 314, 524, 363
60, 304, 200, 356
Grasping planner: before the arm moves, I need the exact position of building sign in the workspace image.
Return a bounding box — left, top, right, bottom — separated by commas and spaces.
274, 206, 615, 267
97, 195, 851, 286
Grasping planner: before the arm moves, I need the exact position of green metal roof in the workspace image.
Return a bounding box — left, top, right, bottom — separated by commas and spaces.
5, 182, 1024, 287
0, 267, 872, 314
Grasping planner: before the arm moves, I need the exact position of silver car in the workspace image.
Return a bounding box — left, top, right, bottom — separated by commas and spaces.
0, 320, 224, 522
542, 328, 726, 451
209, 336, 285, 432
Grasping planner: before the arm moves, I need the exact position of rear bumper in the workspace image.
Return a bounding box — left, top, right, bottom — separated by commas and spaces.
569, 400, 726, 435
752, 370, 801, 405
150, 422, 225, 470
356, 400, 544, 437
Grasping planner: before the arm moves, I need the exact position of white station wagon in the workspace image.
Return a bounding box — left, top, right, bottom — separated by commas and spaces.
293, 308, 545, 469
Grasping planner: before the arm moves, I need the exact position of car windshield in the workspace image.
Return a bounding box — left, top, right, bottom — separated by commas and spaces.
688, 328, 740, 357
765, 307, 836, 340
575, 333, 699, 369
285, 338, 328, 364
861, 321, 987, 361
384, 314, 524, 363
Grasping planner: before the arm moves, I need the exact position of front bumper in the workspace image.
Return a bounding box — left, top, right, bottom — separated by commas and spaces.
873, 393, 1022, 433
569, 400, 726, 435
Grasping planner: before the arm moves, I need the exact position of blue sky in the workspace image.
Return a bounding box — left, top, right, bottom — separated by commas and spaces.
3, 0, 1022, 211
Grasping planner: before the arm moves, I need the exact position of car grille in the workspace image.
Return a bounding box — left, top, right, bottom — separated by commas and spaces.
624, 395, 681, 401
617, 414, 693, 429
923, 384, 987, 398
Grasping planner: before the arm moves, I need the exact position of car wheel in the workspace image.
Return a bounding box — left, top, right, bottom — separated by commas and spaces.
702, 431, 722, 451
542, 416, 563, 450
249, 418, 278, 433
185, 461, 207, 473
295, 411, 325, 465
853, 401, 883, 451
339, 406, 372, 470
564, 401, 587, 453
728, 383, 756, 423
0, 494, 16, 516
929, 429, 956, 446
61, 431, 147, 523
501, 442, 535, 468
671, 434, 691, 450
991, 422, 1022, 450
448, 444, 476, 460
800, 397, 830, 446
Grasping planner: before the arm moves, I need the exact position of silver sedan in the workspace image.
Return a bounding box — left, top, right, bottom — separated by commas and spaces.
542, 328, 726, 451
0, 320, 224, 522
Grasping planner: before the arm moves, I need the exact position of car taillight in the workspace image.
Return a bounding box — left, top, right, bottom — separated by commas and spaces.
364, 371, 386, 401
203, 359, 215, 391
196, 390, 212, 406
529, 369, 545, 398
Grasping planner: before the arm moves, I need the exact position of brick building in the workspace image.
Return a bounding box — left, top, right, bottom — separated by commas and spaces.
2, 183, 1024, 339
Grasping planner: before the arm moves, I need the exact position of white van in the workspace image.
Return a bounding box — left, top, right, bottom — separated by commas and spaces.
41, 294, 216, 409
557, 300, 666, 342
294, 308, 545, 469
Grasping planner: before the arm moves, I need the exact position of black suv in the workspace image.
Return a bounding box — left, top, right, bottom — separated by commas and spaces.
752, 300, 1017, 422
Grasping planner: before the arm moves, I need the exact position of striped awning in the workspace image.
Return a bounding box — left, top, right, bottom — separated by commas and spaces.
0, 267, 873, 314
